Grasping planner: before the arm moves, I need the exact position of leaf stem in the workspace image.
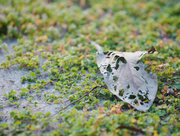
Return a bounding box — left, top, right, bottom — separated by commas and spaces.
49, 85, 103, 118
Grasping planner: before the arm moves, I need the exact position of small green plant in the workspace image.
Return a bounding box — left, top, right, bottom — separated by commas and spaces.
0, 0, 179, 135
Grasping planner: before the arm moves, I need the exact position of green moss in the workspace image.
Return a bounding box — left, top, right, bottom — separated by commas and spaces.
0, 0, 179, 135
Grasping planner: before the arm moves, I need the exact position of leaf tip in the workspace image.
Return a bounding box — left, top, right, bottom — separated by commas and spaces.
148, 46, 156, 54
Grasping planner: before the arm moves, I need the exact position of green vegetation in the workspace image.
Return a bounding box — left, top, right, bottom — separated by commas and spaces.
0, 0, 179, 135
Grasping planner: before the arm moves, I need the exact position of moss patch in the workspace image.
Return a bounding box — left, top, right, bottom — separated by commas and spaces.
0, 0, 179, 135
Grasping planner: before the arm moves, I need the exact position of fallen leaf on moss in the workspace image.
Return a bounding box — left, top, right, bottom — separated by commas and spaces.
92, 42, 158, 111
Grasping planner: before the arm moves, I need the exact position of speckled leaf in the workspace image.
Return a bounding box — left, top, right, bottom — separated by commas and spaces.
92, 42, 158, 111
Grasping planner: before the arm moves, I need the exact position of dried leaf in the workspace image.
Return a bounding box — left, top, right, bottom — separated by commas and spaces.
92, 42, 158, 111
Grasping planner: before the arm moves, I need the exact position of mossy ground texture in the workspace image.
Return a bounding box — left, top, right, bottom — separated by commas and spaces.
0, 0, 179, 135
